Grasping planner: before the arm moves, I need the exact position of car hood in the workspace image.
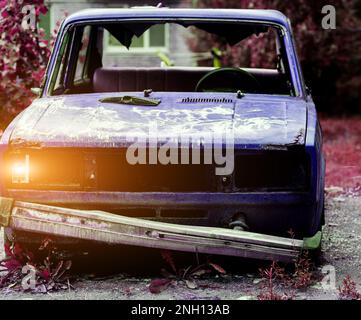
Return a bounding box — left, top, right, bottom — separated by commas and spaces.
8, 93, 307, 149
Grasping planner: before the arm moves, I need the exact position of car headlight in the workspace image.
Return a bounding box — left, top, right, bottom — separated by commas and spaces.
11, 154, 30, 184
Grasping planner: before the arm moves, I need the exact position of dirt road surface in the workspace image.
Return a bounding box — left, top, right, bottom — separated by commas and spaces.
0, 196, 360, 300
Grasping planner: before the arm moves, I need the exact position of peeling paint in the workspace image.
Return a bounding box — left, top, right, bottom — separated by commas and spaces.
10, 138, 43, 149
9, 92, 307, 149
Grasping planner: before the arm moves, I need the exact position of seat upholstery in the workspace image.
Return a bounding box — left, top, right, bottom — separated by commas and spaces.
93, 67, 211, 92
92, 67, 289, 94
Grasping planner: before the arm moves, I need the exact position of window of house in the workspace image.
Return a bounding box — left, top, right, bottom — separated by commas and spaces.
105, 24, 169, 53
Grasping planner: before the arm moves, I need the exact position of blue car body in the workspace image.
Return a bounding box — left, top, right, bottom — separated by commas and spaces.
0, 8, 325, 241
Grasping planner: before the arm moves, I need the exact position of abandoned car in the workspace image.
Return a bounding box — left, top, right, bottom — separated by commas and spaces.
0, 8, 325, 262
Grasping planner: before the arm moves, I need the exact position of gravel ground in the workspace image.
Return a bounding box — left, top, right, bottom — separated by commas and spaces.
0, 196, 360, 300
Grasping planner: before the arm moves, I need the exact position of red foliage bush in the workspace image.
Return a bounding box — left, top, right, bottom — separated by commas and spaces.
0, 239, 72, 293
0, 0, 50, 128
338, 275, 361, 300
257, 262, 291, 300
321, 117, 361, 192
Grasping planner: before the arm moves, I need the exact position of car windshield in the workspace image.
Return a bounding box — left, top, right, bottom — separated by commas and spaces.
48, 20, 294, 96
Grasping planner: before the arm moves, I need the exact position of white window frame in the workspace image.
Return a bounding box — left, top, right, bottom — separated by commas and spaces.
104, 24, 170, 54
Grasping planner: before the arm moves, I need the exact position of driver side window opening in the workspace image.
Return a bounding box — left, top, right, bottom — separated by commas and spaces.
48, 21, 295, 96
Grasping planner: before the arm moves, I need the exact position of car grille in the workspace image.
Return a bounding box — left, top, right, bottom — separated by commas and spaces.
5, 148, 309, 192
235, 150, 310, 191
5, 148, 215, 192
95, 150, 214, 192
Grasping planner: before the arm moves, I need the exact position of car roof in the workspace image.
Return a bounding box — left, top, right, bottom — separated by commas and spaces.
63, 8, 290, 28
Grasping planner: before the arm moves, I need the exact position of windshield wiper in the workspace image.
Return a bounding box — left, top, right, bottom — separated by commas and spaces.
99, 95, 161, 106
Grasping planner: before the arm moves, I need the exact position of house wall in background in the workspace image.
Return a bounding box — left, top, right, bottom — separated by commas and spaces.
45, 0, 193, 30
43, 0, 195, 67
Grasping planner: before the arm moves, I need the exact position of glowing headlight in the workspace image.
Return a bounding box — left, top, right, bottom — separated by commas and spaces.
11, 154, 30, 184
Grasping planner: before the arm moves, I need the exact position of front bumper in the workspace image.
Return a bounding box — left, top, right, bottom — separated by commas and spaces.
0, 196, 321, 263
5, 189, 316, 237
5, 189, 312, 206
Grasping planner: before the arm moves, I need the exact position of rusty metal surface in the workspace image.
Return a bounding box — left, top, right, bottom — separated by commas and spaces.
7, 93, 307, 149
6, 189, 312, 207
1, 198, 304, 262
0, 197, 13, 227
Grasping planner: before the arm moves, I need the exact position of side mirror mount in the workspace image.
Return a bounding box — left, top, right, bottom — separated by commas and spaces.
31, 87, 42, 97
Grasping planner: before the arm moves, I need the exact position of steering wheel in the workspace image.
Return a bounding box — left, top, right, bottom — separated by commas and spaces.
195, 68, 260, 93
